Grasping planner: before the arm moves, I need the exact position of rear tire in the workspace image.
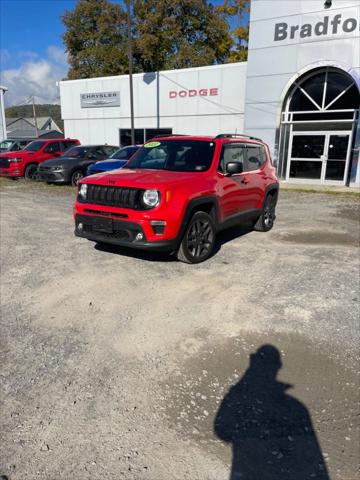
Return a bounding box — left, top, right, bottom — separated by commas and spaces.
24, 164, 38, 181
254, 194, 276, 232
71, 170, 84, 186
177, 211, 215, 264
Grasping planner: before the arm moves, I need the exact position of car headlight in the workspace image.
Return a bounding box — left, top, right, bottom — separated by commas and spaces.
79, 183, 87, 199
9, 157, 22, 162
142, 189, 160, 208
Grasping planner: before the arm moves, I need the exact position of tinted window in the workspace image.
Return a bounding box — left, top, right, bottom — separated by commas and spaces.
127, 140, 215, 172
65, 146, 92, 158
244, 146, 266, 172
44, 142, 61, 153
112, 146, 139, 160
219, 145, 245, 173
24, 141, 45, 152
63, 141, 77, 150
102, 146, 118, 156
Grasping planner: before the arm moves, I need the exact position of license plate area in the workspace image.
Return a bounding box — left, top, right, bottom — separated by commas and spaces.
92, 217, 113, 233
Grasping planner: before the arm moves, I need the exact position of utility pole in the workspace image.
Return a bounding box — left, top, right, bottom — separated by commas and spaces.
32, 95, 39, 137
127, 0, 135, 145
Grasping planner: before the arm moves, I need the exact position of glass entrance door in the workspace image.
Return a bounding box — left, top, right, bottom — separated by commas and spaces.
287, 132, 352, 184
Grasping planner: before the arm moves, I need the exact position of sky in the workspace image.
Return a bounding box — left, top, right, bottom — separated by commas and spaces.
0, 0, 243, 107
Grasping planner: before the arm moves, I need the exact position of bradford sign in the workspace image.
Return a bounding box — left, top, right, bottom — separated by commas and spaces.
80, 91, 120, 108
169, 88, 218, 98
274, 13, 359, 41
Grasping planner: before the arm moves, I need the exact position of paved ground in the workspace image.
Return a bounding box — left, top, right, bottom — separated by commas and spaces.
0, 178, 359, 480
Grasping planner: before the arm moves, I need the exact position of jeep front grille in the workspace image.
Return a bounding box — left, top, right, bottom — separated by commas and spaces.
84, 185, 141, 209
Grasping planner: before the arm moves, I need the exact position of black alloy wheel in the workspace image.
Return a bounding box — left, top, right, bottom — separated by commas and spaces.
24, 164, 39, 181
254, 194, 276, 232
71, 170, 84, 186
177, 211, 215, 264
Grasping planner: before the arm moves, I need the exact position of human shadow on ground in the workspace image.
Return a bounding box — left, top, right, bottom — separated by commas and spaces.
214, 344, 330, 480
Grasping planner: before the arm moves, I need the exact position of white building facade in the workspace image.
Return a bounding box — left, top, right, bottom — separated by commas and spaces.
60, 0, 360, 187
0, 86, 8, 142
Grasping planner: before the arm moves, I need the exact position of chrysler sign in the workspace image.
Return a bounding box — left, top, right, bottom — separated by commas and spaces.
274, 13, 359, 41
80, 91, 120, 108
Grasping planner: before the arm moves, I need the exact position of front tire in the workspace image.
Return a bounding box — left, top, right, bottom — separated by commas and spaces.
177, 211, 215, 264
253, 194, 276, 232
24, 164, 38, 181
71, 170, 84, 186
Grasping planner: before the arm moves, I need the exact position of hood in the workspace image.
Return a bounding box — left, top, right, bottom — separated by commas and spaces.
0, 150, 35, 159
84, 168, 205, 189
41, 156, 79, 167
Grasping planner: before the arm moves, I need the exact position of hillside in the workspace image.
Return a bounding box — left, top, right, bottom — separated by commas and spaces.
5, 104, 64, 132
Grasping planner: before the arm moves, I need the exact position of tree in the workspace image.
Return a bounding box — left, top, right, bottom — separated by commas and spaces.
218, 0, 249, 62
62, 0, 129, 79
132, 0, 232, 72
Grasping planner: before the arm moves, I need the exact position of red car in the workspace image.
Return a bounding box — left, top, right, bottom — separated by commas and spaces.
0, 138, 80, 180
74, 134, 279, 263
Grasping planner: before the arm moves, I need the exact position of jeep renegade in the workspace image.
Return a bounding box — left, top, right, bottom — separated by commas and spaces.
74, 134, 279, 263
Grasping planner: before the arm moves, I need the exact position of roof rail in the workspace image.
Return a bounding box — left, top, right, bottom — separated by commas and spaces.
214, 133, 262, 142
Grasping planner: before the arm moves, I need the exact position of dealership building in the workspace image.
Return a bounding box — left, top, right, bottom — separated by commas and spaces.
60, 0, 360, 187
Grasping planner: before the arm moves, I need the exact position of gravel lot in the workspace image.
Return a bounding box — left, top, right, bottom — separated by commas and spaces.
1, 178, 359, 480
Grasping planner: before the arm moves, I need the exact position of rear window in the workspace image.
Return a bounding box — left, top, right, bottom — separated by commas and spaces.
127, 140, 215, 172
244, 145, 267, 171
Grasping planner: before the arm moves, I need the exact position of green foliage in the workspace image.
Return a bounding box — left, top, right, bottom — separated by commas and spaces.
5, 105, 64, 131
217, 0, 250, 62
133, 0, 232, 71
62, 0, 129, 79
61, 0, 249, 79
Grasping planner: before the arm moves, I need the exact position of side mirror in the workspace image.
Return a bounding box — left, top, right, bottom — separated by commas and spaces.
226, 162, 243, 175
53, 151, 61, 156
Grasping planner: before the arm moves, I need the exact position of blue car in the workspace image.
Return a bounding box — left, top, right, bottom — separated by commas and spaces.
86, 145, 141, 176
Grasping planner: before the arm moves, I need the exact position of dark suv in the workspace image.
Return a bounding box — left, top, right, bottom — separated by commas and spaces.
38, 144, 118, 186
74, 134, 279, 263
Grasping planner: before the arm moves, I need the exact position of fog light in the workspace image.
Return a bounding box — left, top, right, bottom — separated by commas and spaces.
78, 222, 83, 231
135, 232, 144, 241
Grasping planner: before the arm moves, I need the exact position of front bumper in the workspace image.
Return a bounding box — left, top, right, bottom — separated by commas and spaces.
74, 214, 177, 251
38, 169, 67, 183
0, 166, 23, 177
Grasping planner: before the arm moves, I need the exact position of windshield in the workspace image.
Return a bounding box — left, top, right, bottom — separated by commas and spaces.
64, 146, 91, 158
127, 140, 215, 172
111, 146, 139, 160
24, 141, 44, 152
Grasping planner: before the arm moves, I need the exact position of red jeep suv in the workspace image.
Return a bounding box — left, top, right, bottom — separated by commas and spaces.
74, 134, 279, 263
0, 138, 80, 180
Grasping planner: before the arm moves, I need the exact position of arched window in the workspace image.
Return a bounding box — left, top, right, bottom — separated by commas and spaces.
287, 69, 359, 113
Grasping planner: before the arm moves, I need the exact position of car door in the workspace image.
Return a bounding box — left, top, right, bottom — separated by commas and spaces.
217, 143, 251, 219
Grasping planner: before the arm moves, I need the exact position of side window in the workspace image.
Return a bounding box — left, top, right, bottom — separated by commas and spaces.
219, 145, 245, 173
62, 141, 77, 151
44, 142, 60, 153
244, 146, 266, 172
103, 146, 117, 157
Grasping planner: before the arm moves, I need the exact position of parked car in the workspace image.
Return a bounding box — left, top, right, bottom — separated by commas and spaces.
86, 145, 141, 176
38, 145, 118, 186
0, 138, 80, 180
74, 134, 279, 263
0, 139, 31, 153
